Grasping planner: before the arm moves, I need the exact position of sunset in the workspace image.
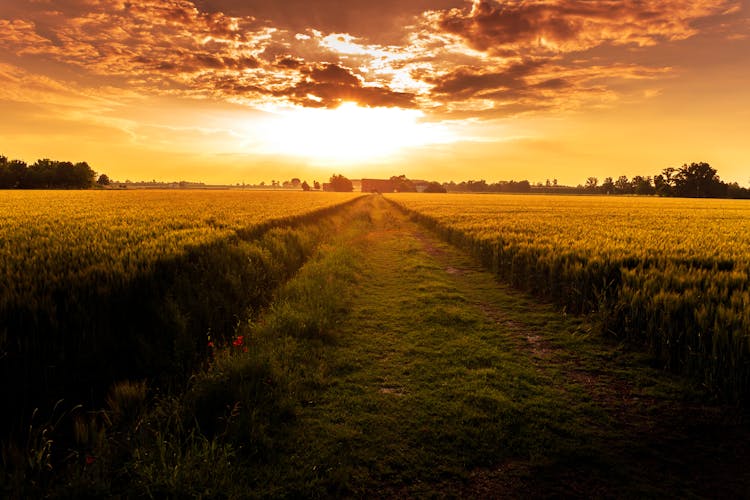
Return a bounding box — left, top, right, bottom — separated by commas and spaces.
2, 0, 749, 184
3, 2, 750, 497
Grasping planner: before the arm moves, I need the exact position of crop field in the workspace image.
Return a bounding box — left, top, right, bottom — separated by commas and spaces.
3, 192, 750, 497
388, 193, 750, 399
0, 190, 359, 300
0, 190, 361, 437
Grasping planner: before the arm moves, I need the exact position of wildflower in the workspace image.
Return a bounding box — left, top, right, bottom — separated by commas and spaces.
232, 335, 244, 347
85, 455, 95, 466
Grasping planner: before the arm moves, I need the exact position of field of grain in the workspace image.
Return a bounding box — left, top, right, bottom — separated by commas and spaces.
0, 190, 359, 301
0, 190, 361, 435
388, 193, 750, 399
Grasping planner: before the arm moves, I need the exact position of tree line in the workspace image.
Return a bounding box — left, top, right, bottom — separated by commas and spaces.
443, 179, 532, 193
0, 154, 108, 189
444, 163, 750, 199
581, 162, 750, 199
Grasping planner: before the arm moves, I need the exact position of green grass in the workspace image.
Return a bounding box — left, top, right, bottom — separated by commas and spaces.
243, 196, 747, 498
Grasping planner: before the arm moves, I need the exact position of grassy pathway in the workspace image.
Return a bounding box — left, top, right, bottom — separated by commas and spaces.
255, 196, 749, 498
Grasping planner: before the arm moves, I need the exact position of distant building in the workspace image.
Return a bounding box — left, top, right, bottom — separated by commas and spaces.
361, 178, 395, 193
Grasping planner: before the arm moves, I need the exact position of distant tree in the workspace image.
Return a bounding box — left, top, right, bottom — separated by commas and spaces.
328, 174, 353, 192
97, 173, 111, 186
673, 162, 724, 198
553, 178, 558, 187
467, 179, 488, 192
661, 167, 677, 187
614, 175, 632, 194
423, 181, 447, 193
301, 180, 311, 191
0, 156, 21, 188
515, 180, 531, 192
390, 174, 416, 192
601, 177, 615, 194
585, 177, 598, 191
632, 175, 654, 195
653, 174, 670, 196
73, 162, 96, 188
313, 180, 321, 190
727, 182, 750, 199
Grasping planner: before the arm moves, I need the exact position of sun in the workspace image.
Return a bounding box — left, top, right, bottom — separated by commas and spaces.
251, 102, 453, 164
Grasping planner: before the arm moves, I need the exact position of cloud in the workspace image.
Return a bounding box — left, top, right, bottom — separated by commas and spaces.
0, 0, 742, 120
429, 60, 546, 99
192, 0, 458, 44
272, 63, 417, 108
433, 0, 735, 54
407, 0, 739, 117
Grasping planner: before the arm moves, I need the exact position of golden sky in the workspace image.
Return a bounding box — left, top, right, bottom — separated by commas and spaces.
1, 0, 749, 185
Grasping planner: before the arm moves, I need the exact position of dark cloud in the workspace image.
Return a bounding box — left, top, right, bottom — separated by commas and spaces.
274, 63, 416, 108
276, 56, 304, 69
430, 60, 546, 99
192, 0, 458, 43
435, 0, 735, 54
305, 63, 360, 86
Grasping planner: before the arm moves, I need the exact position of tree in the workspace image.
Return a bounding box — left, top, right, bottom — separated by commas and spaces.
467, 179, 488, 192
301, 180, 311, 191
661, 167, 677, 187
72, 162, 96, 188
653, 174, 669, 196
632, 175, 654, 195
585, 177, 598, 191
673, 162, 724, 198
313, 180, 321, 190
515, 180, 531, 192
601, 177, 615, 195
97, 174, 111, 186
328, 174, 353, 192
423, 181, 447, 193
390, 175, 416, 192
614, 175, 632, 194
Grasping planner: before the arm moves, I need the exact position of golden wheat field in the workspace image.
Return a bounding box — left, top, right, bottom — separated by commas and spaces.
0, 190, 360, 303
389, 193, 750, 398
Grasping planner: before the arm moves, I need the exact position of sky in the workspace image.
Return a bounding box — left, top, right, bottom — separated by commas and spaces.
1, 0, 749, 185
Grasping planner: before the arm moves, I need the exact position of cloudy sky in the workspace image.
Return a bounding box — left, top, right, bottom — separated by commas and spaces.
1, 0, 749, 185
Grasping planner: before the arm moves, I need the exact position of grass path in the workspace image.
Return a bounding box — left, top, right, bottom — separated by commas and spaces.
256, 196, 749, 498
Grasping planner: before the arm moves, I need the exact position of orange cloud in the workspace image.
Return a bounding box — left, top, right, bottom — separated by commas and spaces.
271, 63, 417, 109
433, 0, 735, 54
0, 0, 741, 119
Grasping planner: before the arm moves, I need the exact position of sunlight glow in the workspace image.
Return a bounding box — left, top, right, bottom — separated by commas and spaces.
252, 102, 455, 164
